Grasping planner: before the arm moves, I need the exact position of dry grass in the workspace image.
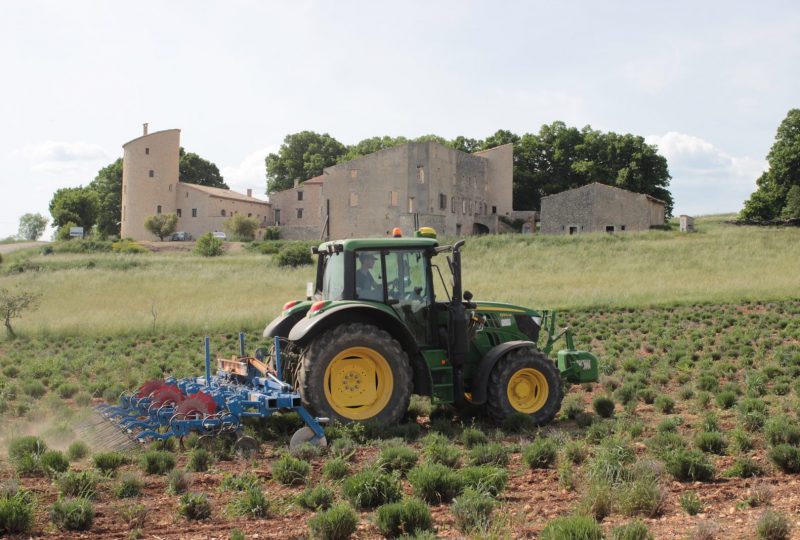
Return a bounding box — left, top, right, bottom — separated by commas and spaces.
3, 216, 799, 336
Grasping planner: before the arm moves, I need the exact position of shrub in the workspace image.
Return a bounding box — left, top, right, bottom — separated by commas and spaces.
187, 448, 212, 472
329, 436, 358, 460
461, 427, 489, 449
342, 469, 402, 509
756, 510, 791, 540
167, 469, 191, 495
452, 488, 494, 533
561, 395, 585, 418
580, 481, 613, 521
611, 521, 654, 540
93, 451, 126, 474
724, 457, 765, 478
179, 492, 211, 520
40, 450, 69, 477
22, 380, 46, 399
467, 443, 509, 467
563, 439, 589, 464
115, 473, 144, 498
57, 381, 80, 398
111, 239, 148, 253
523, 437, 558, 469
653, 395, 675, 413
586, 437, 636, 485
275, 244, 312, 267
730, 429, 754, 453
377, 445, 419, 476
0, 486, 34, 534
8, 435, 47, 463
540, 514, 604, 540
229, 487, 270, 518
695, 432, 727, 455
618, 477, 665, 517
219, 471, 260, 492
51, 497, 94, 531
501, 411, 535, 433
291, 441, 326, 460
768, 444, 800, 473
593, 396, 616, 418
637, 388, 657, 404
120, 502, 148, 529
665, 449, 715, 482
322, 457, 350, 480
422, 440, 461, 468
140, 450, 176, 475
272, 454, 310, 486
375, 498, 433, 538
307, 503, 358, 540
647, 432, 686, 460
297, 484, 334, 511
194, 232, 224, 257
716, 390, 737, 409
680, 491, 703, 515
460, 466, 507, 497
57, 470, 100, 499
66, 441, 89, 461
407, 463, 464, 504
764, 415, 800, 446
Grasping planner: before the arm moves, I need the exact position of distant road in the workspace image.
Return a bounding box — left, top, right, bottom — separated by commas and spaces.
0, 242, 47, 254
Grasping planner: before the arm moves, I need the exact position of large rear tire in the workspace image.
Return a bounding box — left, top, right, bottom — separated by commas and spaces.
298, 323, 413, 424
486, 349, 563, 426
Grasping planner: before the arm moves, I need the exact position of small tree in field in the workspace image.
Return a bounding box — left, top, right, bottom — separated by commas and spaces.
224, 214, 259, 241
18, 213, 48, 241
144, 214, 178, 241
195, 232, 224, 257
0, 287, 41, 338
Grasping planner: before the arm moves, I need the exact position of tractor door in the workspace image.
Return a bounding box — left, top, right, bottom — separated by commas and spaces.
385, 249, 432, 345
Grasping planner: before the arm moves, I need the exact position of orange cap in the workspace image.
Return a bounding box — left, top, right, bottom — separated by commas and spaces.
392, 227, 402, 237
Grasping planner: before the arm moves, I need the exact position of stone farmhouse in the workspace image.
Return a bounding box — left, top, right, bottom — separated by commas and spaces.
269, 141, 517, 240
120, 126, 271, 241
539, 182, 666, 235
120, 125, 523, 241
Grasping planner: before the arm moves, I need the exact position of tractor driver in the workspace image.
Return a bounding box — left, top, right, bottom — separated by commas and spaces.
356, 252, 382, 301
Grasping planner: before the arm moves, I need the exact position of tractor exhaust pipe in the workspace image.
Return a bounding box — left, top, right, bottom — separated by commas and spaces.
449, 241, 468, 405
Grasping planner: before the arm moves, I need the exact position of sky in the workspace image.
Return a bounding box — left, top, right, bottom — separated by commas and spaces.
1, 1, 798, 239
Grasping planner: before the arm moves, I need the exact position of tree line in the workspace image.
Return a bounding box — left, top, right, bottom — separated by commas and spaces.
265, 123, 675, 216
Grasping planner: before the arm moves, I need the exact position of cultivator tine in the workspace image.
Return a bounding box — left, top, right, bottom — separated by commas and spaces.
73, 410, 141, 451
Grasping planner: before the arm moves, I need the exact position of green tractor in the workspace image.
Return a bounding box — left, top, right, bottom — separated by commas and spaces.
264, 228, 598, 426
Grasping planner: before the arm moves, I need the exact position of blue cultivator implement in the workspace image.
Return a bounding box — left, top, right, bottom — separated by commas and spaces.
84, 334, 327, 453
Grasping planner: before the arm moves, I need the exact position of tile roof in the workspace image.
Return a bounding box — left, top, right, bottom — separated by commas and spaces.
180, 182, 269, 204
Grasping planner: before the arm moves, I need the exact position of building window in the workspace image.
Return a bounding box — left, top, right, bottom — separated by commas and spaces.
157, 205, 162, 215
492, 206, 497, 215
451, 197, 455, 213
275, 209, 281, 225
297, 191, 303, 201
145, 147, 150, 155
621, 225, 627, 231
350, 192, 359, 207
389, 191, 398, 207
185, 192, 189, 198
408, 197, 416, 213
462, 199, 467, 214
149, 170, 154, 178
439, 193, 447, 210
297, 208, 303, 219
606, 225, 615, 233
416, 166, 425, 184
192, 208, 197, 217
248, 213, 252, 218
221, 209, 226, 217
169, 184, 172, 192
177, 209, 182, 217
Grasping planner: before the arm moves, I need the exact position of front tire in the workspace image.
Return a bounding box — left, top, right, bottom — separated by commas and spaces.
486, 349, 563, 426
298, 323, 413, 424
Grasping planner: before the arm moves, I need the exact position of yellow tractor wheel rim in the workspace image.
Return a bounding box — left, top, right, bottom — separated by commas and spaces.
507, 368, 549, 413
323, 347, 393, 420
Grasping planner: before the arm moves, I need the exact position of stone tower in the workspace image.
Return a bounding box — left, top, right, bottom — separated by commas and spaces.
120, 125, 181, 239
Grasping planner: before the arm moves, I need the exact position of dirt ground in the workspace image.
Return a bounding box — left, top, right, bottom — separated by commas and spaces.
139, 241, 245, 253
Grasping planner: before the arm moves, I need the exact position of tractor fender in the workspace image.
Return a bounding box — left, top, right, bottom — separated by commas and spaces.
263, 308, 309, 339
469, 340, 537, 405
288, 304, 431, 396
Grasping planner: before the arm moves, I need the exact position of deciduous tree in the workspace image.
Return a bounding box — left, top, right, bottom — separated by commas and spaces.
266, 131, 346, 193
741, 109, 800, 220
49, 187, 100, 231
179, 148, 228, 189
17, 213, 48, 241
89, 158, 122, 237
0, 287, 40, 338
144, 213, 178, 241
224, 214, 259, 241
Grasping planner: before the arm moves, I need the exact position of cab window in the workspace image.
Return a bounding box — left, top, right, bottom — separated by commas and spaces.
321, 251, 345, 300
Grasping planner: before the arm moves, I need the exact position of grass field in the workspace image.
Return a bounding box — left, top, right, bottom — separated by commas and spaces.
1, 215, 799, 336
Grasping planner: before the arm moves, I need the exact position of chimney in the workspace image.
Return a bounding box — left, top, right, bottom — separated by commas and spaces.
247, 188, 252, 198
143, 123, 149, 136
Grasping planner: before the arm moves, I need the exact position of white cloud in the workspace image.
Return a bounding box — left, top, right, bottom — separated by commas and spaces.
646, 132, 767, 215
16, 141, 107, 163
219, 145, 279, 201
